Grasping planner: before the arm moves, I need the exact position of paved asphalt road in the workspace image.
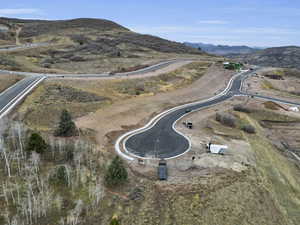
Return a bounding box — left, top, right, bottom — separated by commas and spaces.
0, 59, 193, 119
0, 43, 49, 52
0, 76, 43, 117
0, 59, 193, 78
125, 69, 300, 159
0, 56, 299, 160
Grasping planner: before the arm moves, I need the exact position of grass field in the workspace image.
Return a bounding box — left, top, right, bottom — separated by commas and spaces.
18, 61, 211, 131
201, 104, 300, 225
0, 74, 23, 92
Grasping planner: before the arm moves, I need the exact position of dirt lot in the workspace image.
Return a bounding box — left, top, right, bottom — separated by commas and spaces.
0, 74, 23, 92
11, 63, 300, 224
243, 67, 300, 102
75, 63, 234, 151
18, 62, 228, 131
123, 98, 300, 224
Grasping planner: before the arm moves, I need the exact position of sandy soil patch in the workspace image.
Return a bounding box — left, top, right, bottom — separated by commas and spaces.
173, 97, 255, 172
76, 64, 234, 153
243, 67, 300, 103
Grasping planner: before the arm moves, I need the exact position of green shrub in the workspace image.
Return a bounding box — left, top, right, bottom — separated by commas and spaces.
50, 165, 69, 186
54, 109, 78, 137
110, 218, 120, 225
241, 124, 256, 134
25, 133, 48, 154
233, 105, 252, 113
216, 113, 236, 127
105, 156, 128, 187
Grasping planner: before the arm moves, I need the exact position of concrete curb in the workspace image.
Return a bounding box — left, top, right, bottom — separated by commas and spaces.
0, 76, 46, 119
115, 70, 246, 161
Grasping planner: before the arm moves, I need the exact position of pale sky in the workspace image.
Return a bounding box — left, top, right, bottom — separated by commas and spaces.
1, 0, 300, 47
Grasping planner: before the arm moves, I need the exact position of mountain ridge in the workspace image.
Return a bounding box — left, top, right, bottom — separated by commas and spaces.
184, 42, 262, 56
232, 46, 300, 69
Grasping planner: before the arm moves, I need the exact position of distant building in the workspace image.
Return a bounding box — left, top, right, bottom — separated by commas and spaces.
207, 143, 228, 154
289, 106, 299, 112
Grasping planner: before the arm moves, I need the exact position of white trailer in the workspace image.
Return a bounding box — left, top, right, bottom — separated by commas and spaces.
206, 143, 228, 154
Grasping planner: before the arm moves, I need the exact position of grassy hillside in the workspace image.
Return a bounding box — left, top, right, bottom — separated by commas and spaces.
0, 17, 206, 73
1, 102, 300, 225
232, 46, 300, 69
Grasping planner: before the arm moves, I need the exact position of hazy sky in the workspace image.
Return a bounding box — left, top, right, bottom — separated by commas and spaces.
1, 0, 300, 47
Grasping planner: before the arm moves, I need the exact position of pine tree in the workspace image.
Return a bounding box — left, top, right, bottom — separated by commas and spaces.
105, 156, 128, 187
110, 217, 120, 225
54, 109, 78, 137
26, 133, 48, 154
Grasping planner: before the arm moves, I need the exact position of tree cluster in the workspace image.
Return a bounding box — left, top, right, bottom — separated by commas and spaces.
54, 110, 78, 137
105, 156, 128, 187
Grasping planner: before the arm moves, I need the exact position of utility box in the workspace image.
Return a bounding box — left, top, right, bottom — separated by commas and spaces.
158, 160, 168, 180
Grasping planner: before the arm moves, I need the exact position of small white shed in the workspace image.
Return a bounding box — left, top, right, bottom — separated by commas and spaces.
289, 106, 299, 112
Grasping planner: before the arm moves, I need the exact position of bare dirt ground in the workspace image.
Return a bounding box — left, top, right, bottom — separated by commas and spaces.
75, 64, 234, 155
174, 97, 255, 170
168, 97, 300, 183
128, 92, 300, 183
243, 67, 300, 103
131, 97, 254, 181
0, 74, 23, 92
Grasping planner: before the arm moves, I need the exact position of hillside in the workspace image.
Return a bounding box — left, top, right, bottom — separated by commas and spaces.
232, 46, 300, 69
0, 17, 205, 73
184, 42, 261, 55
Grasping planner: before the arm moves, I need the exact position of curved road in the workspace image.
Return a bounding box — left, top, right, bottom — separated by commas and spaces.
122, 69, 300, 160
0, 59, 194, 119
0, 76, 45, 119
0, 59, 193, 78
0, 43, 49, 52
0, 53, 299, 160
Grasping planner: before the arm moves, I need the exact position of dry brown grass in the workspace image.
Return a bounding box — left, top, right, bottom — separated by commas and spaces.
0, 74, 23, 92
263, 101, 281, 110
18, 61, 212, 131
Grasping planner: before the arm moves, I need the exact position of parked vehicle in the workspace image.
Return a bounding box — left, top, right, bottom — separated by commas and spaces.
185, 109, 192, 113
158, 160, 168, 180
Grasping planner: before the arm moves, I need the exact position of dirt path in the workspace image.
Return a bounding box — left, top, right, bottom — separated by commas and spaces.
15, 27, 22, 45
76, 64, 234, 151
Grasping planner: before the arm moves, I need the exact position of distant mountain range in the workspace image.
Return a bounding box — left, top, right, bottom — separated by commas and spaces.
232, 46, 300, 70
184, 42, 263, 56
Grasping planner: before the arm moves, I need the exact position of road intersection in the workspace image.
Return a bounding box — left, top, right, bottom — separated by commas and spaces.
117, 69, 300, 160
0, 59, 299, 161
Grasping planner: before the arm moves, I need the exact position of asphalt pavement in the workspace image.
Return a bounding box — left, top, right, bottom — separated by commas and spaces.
0, 76, 44, 118
0, 59, 193, 119
124, 69, 300, 159
0, 59, 193, 78
0, 43, 49, 52
0, 58, 299, 160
